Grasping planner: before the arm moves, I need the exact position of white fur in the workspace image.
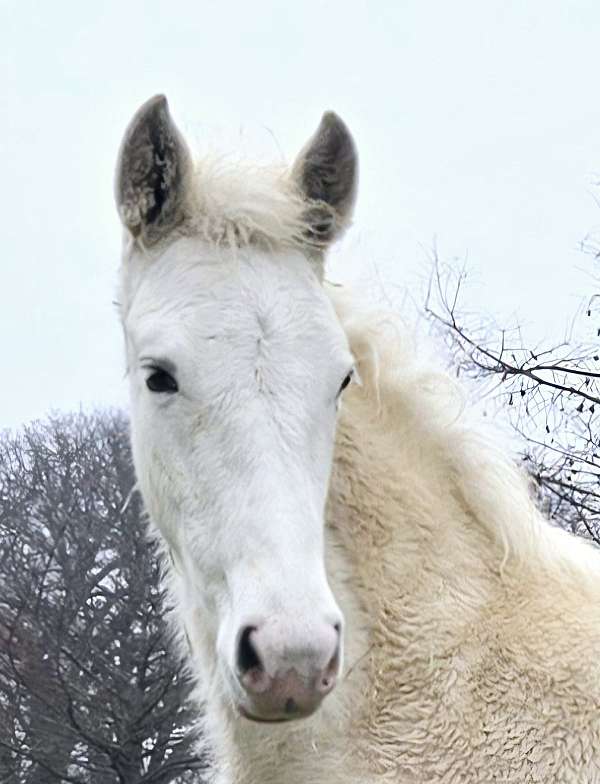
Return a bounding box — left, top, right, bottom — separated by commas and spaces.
117, 124, 600, 784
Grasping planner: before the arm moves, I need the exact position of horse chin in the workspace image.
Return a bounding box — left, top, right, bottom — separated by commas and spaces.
237, 703, 317, 724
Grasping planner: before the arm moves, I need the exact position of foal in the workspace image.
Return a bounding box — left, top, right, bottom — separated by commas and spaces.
115, 95, 600, 783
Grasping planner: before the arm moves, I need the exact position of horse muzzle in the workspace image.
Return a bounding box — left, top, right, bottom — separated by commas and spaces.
233, 620, 342, 722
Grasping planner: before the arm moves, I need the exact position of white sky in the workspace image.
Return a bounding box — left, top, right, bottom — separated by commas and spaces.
2, 0, 599, 429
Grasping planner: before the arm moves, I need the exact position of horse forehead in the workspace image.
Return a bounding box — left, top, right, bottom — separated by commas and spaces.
125, 244, 338, 343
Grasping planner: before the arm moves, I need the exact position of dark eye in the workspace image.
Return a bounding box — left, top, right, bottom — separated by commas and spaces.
338, 369, 354, 397
146, 368, 178, 394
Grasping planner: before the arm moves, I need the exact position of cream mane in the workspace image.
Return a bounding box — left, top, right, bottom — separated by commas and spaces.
330, 287, 600, 586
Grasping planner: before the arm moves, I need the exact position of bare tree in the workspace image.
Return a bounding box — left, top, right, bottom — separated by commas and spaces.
425, 256, 600, 546
0, 411, 205, 783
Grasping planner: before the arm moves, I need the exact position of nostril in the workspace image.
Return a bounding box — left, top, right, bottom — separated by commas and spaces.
333, 622, 342, 636
326, 649, 339, 677
237, 626, 262, 675
318, 643, 340, 694
319, 676, 333, 692
237, 626, 272, 696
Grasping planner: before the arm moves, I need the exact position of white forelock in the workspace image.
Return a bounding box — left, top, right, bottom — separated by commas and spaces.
186, 156, 314, 251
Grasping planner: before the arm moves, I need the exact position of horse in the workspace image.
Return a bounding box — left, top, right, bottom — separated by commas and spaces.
114, 95, 600, 783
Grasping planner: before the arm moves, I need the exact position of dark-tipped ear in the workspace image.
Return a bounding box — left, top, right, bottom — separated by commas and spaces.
115, 95, 192, 246
292, 112, 358, 244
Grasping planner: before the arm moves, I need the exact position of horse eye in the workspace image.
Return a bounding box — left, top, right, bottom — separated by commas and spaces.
338, 369, 354, 397
146, 368, 178, 394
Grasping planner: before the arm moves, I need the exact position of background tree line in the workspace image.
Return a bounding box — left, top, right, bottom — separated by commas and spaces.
0, 412, 205, 783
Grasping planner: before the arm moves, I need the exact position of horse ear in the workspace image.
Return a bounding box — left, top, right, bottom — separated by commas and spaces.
115, 95, 192, 246
292, 112, 358, 245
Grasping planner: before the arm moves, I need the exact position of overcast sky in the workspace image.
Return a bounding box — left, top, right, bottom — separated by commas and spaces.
2, 0, 599, 429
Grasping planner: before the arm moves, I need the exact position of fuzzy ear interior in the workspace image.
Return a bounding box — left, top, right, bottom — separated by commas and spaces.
292, 112, 358, 245
115, 94, 192, 246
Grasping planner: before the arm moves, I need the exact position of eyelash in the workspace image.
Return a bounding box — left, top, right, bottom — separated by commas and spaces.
337, 369, 354, 397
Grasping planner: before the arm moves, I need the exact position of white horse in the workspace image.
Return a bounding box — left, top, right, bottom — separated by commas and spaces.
114, 96, 600, 784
